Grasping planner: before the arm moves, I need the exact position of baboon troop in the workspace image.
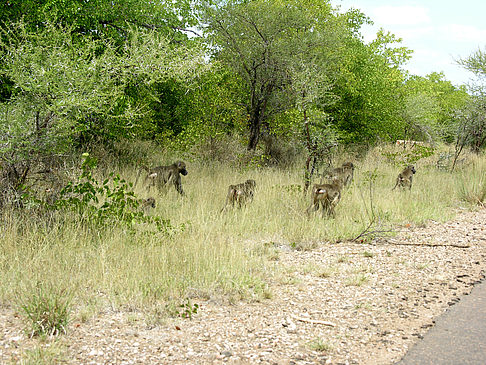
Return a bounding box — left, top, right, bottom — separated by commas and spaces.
140, 161, 188, 196
306, 176, 344, 217
131, 157, 417, 219
393, 165, 416, 190
221, 179, 256, 211
325, 162, 355, 186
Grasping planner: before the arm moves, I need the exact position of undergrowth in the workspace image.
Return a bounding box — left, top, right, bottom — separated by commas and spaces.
0, 143, 484, 328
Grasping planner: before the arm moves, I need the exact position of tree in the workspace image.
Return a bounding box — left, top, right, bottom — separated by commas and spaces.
458, 48, 486, 78
171, 65, 247, 152
403, 73, 469, 143
329, 28, 412, 143
450, 46, 486, 166
0, 22, 207, 203
204, 0, 345, 150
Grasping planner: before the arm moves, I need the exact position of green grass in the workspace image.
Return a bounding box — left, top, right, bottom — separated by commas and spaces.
0, 144, 485, 321
17, 342, 67, 364
307, 337, 333, 352
18, 284, 71, 338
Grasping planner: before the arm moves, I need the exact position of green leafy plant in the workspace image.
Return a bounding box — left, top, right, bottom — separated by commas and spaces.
382, 145, 435, 167
54, 153, 172, 232
362, 251, 374, 258
178, 299, 200, 320
345, 274, 369, 287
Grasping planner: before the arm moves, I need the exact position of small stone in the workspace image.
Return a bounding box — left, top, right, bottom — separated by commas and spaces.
221, 351, 233, 357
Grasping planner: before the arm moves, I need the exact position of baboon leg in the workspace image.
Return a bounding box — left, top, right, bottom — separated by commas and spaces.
167, 171, 184, 196
392, 177, 400, 190
221, 186, 237, 212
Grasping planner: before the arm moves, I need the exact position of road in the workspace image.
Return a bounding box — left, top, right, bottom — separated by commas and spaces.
397, 278, 486, 364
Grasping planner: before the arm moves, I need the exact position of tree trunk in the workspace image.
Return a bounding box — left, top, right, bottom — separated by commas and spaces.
247, 117, 261, 150
247, 102, 264, 151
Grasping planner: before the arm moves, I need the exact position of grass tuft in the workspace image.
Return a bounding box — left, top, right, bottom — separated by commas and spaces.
308, 337, 333, 352
18, 285, 71, 338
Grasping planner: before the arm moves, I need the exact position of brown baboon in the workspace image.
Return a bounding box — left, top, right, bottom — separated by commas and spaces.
306, 177, 344, 217
325, 162, 355, 186
141, 197, 156, 210
140, 161, 188, 196
392, 165, 416, 190
221, 179, 256, 211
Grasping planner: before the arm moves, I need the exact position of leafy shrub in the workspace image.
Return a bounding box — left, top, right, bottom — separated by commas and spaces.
382, 145, 435, 167
53, 153, 172, 232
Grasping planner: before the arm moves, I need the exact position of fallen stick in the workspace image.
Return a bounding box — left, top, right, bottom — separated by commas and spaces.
374, 240, 470, 249
292, 315, 336, 327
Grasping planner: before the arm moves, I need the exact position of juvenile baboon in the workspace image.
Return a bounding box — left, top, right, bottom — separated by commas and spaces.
392, 165, 416, 190
141, 197, 156, 210
140, 161, 188, 196
325, 162, 355, 186
221, 179, 256, 211
306, 177, 344, 217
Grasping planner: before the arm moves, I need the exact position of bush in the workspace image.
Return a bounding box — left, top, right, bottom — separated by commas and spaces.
54, 153, 172, 233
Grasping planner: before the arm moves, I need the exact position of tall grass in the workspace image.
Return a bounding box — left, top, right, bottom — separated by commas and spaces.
1, 144, 484, 318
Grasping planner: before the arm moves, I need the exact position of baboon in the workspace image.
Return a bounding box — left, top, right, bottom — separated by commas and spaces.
221, 179, 256, 211
393, 165, 416, 190
306, 177, 344, 217
325, 162, 355, 186
141, 197, 156, 210
140, 161, 188, 196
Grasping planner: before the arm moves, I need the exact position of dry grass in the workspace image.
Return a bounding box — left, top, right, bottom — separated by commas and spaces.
0, 144, 485, 319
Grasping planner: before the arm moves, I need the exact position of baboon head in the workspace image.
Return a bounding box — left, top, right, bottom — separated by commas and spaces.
175, 161, 188, 176
342, 162, 354, 170
408, 165, 416, 174
146, 197, 156, 208
142, 197, 156, 208
244, 179, 256, 190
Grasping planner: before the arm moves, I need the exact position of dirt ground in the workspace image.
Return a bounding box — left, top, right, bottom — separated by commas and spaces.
1, 208, 486, 364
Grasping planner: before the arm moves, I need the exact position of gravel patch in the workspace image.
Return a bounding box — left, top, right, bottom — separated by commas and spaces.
1, 208, 485, 364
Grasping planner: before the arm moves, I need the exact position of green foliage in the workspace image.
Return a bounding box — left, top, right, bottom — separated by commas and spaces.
178, 299, 200, 320
54, 154, 171, 232
19, 284, 71, 338
458, 47, 486, 77
453, 94, 486, 154
164, 66, 247, 150
205, 0, 345, 150
403, 73, 469, 143
0, 0, 200, 45
382, 145, 435, 167
330, 28, 409, 143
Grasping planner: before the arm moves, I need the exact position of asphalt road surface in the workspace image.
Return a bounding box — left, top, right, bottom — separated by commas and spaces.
397, 278, 486, 364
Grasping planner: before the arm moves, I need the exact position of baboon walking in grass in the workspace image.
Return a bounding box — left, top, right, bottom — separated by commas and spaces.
306, 177, 344, 217
138, 161, 188, 196
325, 162, 355, 187
392, 165, 416, 190
221, 179, 256, 212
